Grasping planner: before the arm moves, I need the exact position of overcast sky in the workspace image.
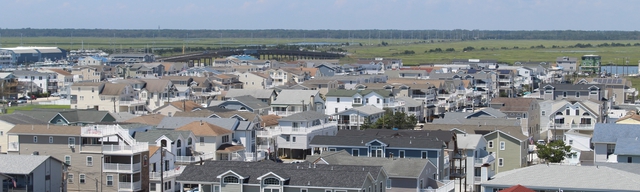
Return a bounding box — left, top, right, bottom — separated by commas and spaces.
3, 0, 639, 30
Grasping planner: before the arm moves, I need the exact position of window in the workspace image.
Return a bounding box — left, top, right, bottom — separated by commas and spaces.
86, 156, 93, 166
263, 178, 280, 185
337, 98, 340, 103
628, 157, 633, 163
49, 136, 54, 143
371, 146, 383, 157
377, 98, 380, 103
69, 137, 75, 146
329, 148, 337, 151
65, 155, 71, 165
150, 183, 156, 191
301, 189, 308, 192
223, 176, 239, 184
498, 158, 504, 167
143, 155, 148, 167
575, 109, 579, 116
354, 98, 361, 104
607, 144, 616, 155
399, 150, 405, 158
499, 141, 506, 150
200, 137, 205, 146
421, 151, 428, 159
576, 92, 580, 97
386, 179, 391, 189
352, 149, 359, 156
488, 141, 494, 148
590, 90, 598, 95
365, 98, 369, 103
569, 140, 573, 145
222, 135, 230, 143
214, 186, 220, 192
33, 136, 38, 143
106, 175, 113, 186
566, 109, 570, 116
188, 138, 193, 145
292, 137, 296, 142
264, 189, 280, 192
79, 174, 86, 184
292, 122, 299, 128
563, 92, 567, 98
541, 111, 545, 116
335, 108, 338, 113
581, 118, 592, 124
67, 173, 74, 183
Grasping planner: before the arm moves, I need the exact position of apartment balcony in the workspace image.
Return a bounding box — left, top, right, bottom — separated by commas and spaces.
383, 101, 405, 108
242, 152, 267, 162
257, 144, 275, 151
119, 99, 146, 106
175, 152, 215, 164
118, 181, 142, 191
103, 162, 141, 173
81, 125, 120, 137
150, 166, 186, 181
552, 124, 594, 130
474, 154, 496, 167
268, 110, 301, 117
420, 180, 455, 192
256, 122, 338, 137
102, 143, 149, 155
338, 119, 363, 126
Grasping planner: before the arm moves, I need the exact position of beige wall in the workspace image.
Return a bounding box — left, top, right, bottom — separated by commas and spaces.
72, 68, 101, 82
239, 72, 266, 90
0, 121, 14, 153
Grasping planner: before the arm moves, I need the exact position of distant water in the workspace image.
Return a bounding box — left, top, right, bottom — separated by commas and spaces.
600, 66, 638, 74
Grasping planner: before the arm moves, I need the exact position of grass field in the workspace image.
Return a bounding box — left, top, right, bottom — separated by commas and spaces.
5, 104, 70, 114
3, 37, 640, 65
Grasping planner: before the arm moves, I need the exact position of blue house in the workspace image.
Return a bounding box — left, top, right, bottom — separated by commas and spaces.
309, 129, 453, 180
315, 63, 342, 77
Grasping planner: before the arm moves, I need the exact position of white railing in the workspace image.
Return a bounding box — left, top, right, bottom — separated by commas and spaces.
103, 162, 141, 173
420, 180, 454, 192
133, 111, 148, 115
7, 142, 19, 151
149, 166, 186, 180
383, 101, 405, 107
268, 111, 301, 117
118, 181, 141, 191
258, 122, 337, 137
553, 124, 595, 130
81, 125, 121, 137
244, 152, 266, 162
102, 143, 149, 154
119, 99, 146, 106
257, 144, 274, 151
474, 154, 496, 166
175, 152, 215, 163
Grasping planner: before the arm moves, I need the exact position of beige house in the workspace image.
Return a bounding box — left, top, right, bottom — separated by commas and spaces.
175, 121, 245, 160
7, 124, 150, 192
615, 111, 640, 124
0, 113, 48, 153
238, 71, 273, 89
71, 65, 105, 82
71, 82, 146, 113
489, 98, 541, 141
153, 100, 204, 116
139, 79, 177, 110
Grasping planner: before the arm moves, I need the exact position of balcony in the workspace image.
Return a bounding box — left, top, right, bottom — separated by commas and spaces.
81, 125, 120, 137
552, 124, 594, 130
256, 122, 338, 137
118, 181, 141, 191
119, 99, 146, 106
338, 119, 363, 126
102, 143, 149, 155
268, 110, 301, 117
150, 166, 186, 181
103, 162, 141, 173
383, 101, 405, 108
474, 154, 496, 167
420, 180, 455, 192
242, 152, 267, 162
175, 152, 215, 164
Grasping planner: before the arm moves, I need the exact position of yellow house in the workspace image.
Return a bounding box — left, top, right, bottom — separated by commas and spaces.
615, 111, 640, 124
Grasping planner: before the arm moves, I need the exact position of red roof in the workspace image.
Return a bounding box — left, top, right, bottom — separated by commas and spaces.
499, 185, 535, 192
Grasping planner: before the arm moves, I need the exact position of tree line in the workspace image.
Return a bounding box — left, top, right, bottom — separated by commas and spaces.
2, 28, 640, 40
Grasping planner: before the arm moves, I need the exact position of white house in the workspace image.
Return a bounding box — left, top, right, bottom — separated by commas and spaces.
334, 105, 385, 130
562, 130, 592, 165
324, 89, 398, 115
270, 90, 324, 117
148, 146, 185, 192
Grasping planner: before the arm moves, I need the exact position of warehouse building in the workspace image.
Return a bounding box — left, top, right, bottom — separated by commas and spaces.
0, 47, 67, 65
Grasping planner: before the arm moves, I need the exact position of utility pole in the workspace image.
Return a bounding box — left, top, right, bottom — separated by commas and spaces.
160, 146, 164, 192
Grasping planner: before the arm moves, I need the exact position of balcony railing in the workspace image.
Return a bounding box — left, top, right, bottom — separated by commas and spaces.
256, 122, 337, 137
118, 181, 141, 191
552, 124, 594, 130
383, 101, 405, 107
149, 166, 186, 180
243, 152, 267, 162
81, 125, 120, 137
268, 110, 301, 117
102, 143, 149, 154
175, 152, 215, 163
119, 99, 146, 106
420, 180, 455, 192
104, 163, 141, 173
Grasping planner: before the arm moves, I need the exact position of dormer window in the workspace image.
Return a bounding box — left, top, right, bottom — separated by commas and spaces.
223, 176, 239, 184
263, 178, 280, 185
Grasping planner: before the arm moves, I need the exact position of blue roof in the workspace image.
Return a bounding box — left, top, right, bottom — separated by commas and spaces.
614, 138, 640, 156
592, 123, 640, 143
231, 55, 257, 61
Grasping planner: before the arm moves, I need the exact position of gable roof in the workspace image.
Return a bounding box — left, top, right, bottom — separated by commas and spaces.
157, 117, 240, 130
8, 124, 81, 136
0, 113, 48, 125
169, 100, 203, 112
176, 121, 233, 136
456, 133, 484, 149
141, 79, 172, 92
337, 105, 385, 116
305, 150, 430, 178
310, 134, 445, 149
260, 115, 281, 127
134, 129, 193, 143
225, 89, 275, 100
592, 123, 640, 143
227, 95, 270, 109
176, 160, 382, 189
614, 138, 640, 156
0, 155, 61, 174
124, 114, 166, 126
490, 98, 537, 112
325, 89, 393, 98
272, 90, 319, 105
100, 83, 128, 96
420, 124, 527, 141
498, 184, 535, 192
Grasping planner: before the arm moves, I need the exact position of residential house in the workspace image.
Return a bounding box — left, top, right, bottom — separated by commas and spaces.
575, 78, 636, 105
308, 129, 448, 180
70, 82, 146, 113
257, 111, 337, 160
238, 72, 273, 89
325, 89, 397, 115
592, 123, 640, 163
71, 65, 114, 82
41, 68, 75, 94
13, 109, 116, 126
496, 70, 516, 97
12, 70, 57, 94
306, 151, 455, 192
315, 63, 343, 76
78, 56, 108, 66
211, 74, 243, 91
334, 105, 385, 130
556, 56, 578, 73
540, 83, 605, 101
224, 89, 277, 104
139, 79, 178, 110
562, 130, 593, 165
615, 111, 640, 124
421, 124, 530, 175
453, 133, 496, 192
0, 113, 48, 153
175, 121, 246, 161
190, 76, 221, 102
539, 99, 604, 140
108, 53, 155, 65
0, 155, 66, 192
175, 109, 262, 125
270, 90, 324, 116
153, 100, 204, 117
489, 98, 541, 141
481, 164, 640, 192
295, 79, 343, 95
7, 124, 150, 192
160, 76, 193, 100
396, 96, 426, 123
134, 129, 201, 166
176, 161, 387, 192
147, 146, 185, 192
210, 95, 271, 115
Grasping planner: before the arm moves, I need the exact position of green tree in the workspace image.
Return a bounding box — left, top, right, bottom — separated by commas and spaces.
360, 117, 374, 130
536, 140, 573, 163
372, 109, 417, 129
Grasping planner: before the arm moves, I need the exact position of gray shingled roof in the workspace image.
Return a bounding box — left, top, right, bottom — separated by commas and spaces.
337, 105, 385, 116
134, 130, 193, 143
229, 95, 270, 109
306, 150, 430, 178
395, 96, 422, 107
592, 123, 640, 143
279, 111, 327, 121
272, 90, 319, 105
176, 161, 382, 189
0, 113, 48, 125
0, 155, 58, 174
325, 89, 393, 98
310, 135, 445, 149
336, 129, 454, 143
156, 117, 239, 130
226, 89, 275, 100
614, 138, 640, 156
482, 164, 640, 191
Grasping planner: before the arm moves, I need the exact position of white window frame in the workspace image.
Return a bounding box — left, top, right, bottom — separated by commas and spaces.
106, 175, 113, 186
263, 177, 280, 185
33, 136, 38, 143
488, 141, 494, 148
353, 97, 362, 104
68, 137, 75, 147
329, 148, 337, 152
86, 156, 93, 166
49, 136, 54, 143
498, 158, 504, 167
421, 151, 428, 159
79, 174, 86, 184
150, 183, 157, 191
499, 141, 506, 150
223, 176, 240, 184
64, 155, 71, 165
67, 173, 74, 183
